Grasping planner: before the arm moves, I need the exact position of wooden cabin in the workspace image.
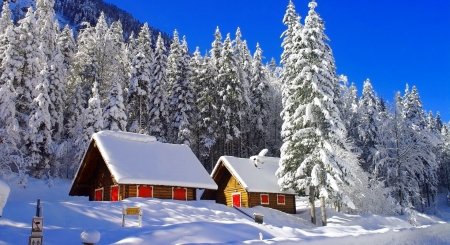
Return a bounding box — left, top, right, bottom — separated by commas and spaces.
69, 131, 217, 201
202, 153, 296, 214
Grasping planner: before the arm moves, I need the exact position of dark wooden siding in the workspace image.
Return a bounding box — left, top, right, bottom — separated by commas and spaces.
248, 192, 296, 214
89, 150, 115, 201
121, 185, 196, 200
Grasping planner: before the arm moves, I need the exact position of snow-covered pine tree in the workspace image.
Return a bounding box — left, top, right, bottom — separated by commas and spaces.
192, 50, 219, 170
265, 58, 283, 156
83, 81, 103, 143
232, 28, 252, 157
69, 21, 96, 103
14, 8, 46, 129
404, 86, 438, 212
0, 1, 13, 64
249, 43, 269, 153
374, 88, 438, 213
36, 0, 67, 141
108, 20, 128, 95
277, 0, 358, 226
103, 75, 127, 131
340, 82, 359, 142
148, 33, 169, 142
127, 23, 153, 133
26, 79, 53, 178
356, 79, 380, 171
58, 24, 76, 72
280, 0, 302, 110
167, 33, 194, 145
216, 33, 243, 155
65, 83, 85, 178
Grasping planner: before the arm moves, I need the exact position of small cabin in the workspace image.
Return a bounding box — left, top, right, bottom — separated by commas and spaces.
69, 131, 217, 201
201, 152, 296, 214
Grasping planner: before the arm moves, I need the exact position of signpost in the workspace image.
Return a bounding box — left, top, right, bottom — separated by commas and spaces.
29, 199, 43, 245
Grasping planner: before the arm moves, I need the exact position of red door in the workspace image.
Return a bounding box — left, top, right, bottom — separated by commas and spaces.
111, 185, 119, 201
173, 187, 187, 200
95, 188, 103, 201
232, 193, 241, 207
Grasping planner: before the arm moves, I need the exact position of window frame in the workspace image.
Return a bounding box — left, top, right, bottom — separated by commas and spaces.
137, 185, 153, 198
277, 194, 286, 205
260, 194, 269, 205
172, 187, 188, 201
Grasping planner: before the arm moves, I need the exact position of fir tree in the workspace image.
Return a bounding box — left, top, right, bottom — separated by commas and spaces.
277, 1, 358, 226
357, 79, 380, 171
249, 43, 269, 153
127, 23, 153, 133
167, 33, 194, 145
26, 79, 53, 178
103, 75, 127, 131
148, 33, 169, 142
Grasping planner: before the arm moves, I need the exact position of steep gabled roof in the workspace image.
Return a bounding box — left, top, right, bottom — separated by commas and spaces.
71, 131, 217, 191
212, 155, 296, 194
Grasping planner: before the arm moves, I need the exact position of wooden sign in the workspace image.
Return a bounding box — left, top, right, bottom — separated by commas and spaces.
31, 217, 43, 236
28, 236, 43, 245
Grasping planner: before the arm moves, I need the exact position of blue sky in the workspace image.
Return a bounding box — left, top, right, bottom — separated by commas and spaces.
104, 0, 450, 122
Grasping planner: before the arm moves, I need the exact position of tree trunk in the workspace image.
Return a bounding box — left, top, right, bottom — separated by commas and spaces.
320, 196, 327, 226
309, 186, 316, 224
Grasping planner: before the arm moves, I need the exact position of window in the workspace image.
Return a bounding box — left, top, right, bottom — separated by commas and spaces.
138, 185, 153, 198
172, 187, 187, 201
260, 194, 269, 205
277, 194, 285, 205
95, 188, 103, 201
110, 185, 119, 201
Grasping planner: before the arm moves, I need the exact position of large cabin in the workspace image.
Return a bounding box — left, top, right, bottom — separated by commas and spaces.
201, 152, 297, 214
69, 131, 217, 201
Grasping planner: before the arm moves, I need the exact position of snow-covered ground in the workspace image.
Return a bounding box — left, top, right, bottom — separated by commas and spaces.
1, 177, 450, 244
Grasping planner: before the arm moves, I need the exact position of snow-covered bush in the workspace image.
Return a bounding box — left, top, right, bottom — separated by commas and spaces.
0, 179, 10, 216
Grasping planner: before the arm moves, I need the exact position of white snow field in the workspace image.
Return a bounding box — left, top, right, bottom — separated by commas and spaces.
1, 177, 450, 244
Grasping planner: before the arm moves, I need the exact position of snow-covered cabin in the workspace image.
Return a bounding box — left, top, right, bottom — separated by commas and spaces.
201, 151, 296, 214
69, 131, 217, 201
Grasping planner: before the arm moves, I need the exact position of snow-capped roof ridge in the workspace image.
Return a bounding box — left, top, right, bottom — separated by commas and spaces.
89, 131, 217, 190
94, 130, 156, 143
213, 154, 295, 194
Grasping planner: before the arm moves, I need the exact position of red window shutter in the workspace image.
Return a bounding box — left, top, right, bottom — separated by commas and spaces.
111, 185, 119, 201
173, 188, 187, 200
261, 194, 269, 204
232, 193, 241, 207
95, 189, 103, 201
278, 195, 285, 204
138, 186, 153, 198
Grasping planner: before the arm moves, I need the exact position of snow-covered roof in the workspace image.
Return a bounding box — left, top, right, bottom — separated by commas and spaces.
88, 131, 217, 190
212, 155, 296, 194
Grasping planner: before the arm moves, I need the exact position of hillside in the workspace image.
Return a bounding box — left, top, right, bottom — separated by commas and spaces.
1, 0, 171, 45
1, 177, 450, 244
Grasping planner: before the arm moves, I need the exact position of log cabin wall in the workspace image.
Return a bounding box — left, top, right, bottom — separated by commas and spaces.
89, 153, 115, 201
248, 192, 296, 214
215, 164, 249, 207
122, 185, 196, 200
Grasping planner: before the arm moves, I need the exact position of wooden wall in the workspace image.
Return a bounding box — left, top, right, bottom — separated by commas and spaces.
120, 185, 196, 201
215, 165, 249, 207
248, 192, 296, 214
89, 152, 114, 201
